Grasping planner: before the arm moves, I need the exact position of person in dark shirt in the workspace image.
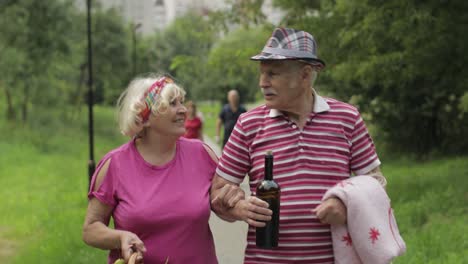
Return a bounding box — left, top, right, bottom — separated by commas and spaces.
216, 89, 247, 148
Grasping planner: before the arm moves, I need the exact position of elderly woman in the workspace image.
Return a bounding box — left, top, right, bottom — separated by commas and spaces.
83, 75, 218, 264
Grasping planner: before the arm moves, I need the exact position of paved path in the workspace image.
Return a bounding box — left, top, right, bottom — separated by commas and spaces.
204, 136, 250, 264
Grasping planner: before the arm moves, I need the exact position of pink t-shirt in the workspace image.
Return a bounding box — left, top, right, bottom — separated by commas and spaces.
88, 138, 218, 264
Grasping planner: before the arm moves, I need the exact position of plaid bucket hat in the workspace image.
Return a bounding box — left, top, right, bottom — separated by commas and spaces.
251, 27, 325, 69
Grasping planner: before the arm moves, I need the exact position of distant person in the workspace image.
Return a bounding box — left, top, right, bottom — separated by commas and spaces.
83, 75, 219, 264
184, 100, 204, 141
216, 90, 246, 147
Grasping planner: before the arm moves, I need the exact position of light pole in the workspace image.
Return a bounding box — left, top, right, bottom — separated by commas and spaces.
86, 0, 95, 186
132, 23, 142, 76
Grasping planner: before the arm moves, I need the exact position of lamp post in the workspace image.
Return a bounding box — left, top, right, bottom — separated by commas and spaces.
86, 0, 95, 186
132, 23, 142, 76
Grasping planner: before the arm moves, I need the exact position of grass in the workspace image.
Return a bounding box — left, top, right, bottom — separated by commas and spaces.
0, 105, 126, 263
383, 158, 468, 263
0, 103, 467, 263
198, 101, 222, 141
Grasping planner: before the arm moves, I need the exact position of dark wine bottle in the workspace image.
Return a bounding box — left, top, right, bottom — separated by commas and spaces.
256, 150, 280, 249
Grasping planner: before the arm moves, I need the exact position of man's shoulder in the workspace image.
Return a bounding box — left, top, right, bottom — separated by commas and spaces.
239, 105, 247, 112
238, 105, 269, 124
219, 104, 229, 113
323, 97, 360, 116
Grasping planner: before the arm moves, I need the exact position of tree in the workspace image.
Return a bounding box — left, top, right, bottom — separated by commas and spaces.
277, 0, 468, 154
206, 26, 272, 103
90, 8, 132, 104
145, 13, 218, 99
0, 0, 75, 122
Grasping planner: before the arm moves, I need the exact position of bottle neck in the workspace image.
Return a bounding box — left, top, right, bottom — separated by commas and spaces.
264, 154, 273, 181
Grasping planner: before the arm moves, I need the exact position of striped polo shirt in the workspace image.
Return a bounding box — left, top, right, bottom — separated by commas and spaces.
216, 91, 381, 264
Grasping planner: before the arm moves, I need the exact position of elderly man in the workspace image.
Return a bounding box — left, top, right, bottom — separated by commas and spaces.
216, 89, 247, 148
211, 28, 384, 263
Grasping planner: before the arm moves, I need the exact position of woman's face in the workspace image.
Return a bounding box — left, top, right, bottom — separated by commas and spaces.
187, 104, 195, 116
148, 96, 187, 137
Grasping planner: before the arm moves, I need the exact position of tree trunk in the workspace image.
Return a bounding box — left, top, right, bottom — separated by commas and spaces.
21, 88, 29, 122
70, 63, 87, 119
4, 87, 15, 121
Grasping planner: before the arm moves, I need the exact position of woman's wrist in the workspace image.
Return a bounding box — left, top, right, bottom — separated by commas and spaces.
116, 230, 129, 249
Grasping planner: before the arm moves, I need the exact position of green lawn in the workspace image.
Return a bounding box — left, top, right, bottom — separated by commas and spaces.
0, 104, 467, 263
198, 101, 222, 142
0, 106, 127, 263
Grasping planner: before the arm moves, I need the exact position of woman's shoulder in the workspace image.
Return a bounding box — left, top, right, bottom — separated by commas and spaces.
178, 138, 214, 157
178, 138, 218, 168
178, 137, 203, 148
100, 140, 134, 163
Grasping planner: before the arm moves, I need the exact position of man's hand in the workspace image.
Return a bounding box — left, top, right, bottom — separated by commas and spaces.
230, 196, 272, 227
312, 197, 347, 225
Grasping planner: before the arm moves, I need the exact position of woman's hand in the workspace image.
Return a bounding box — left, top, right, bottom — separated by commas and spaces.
231, 196, 272, 227
119, 231, 146, 263
211, 184, 245, 209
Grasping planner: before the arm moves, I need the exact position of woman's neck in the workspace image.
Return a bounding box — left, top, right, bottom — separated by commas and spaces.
136, 132, 178, 166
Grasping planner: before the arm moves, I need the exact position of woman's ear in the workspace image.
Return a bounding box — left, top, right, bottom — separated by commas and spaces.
142, 120, 151, 128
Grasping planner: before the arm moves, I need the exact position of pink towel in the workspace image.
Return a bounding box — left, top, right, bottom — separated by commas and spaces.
322, 176, 406, 264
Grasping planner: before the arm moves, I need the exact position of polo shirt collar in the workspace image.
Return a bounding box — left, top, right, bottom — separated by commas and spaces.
269, 89, 330, 118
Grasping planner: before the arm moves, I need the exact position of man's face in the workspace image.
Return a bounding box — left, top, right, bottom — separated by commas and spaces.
258, 60, 306, 111
228, 92, 239, 106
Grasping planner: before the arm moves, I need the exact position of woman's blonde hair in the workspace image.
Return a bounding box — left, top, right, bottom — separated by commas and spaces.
117, 74, 186, 137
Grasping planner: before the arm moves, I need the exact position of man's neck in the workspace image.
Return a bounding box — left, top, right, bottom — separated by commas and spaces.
284, 89, 314, 129
229, 103, 239, 112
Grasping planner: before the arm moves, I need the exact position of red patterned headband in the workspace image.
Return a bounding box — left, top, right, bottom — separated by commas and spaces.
139, 76, 174, 123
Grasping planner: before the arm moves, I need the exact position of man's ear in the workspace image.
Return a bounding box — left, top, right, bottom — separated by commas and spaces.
301, 64, 314, 81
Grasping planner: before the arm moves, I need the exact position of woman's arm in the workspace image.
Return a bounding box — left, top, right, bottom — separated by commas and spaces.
82, 159, 145, 261
198, 120, 204, 142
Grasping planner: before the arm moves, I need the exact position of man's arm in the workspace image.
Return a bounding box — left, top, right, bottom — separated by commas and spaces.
215, 118, 223, 144
365, 166, 387, 187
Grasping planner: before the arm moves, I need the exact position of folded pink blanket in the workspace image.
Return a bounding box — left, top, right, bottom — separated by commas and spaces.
322, 176, 406, 264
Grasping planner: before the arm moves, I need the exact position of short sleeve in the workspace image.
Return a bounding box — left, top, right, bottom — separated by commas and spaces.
200, 143, 218, 180
219, 106, 226, 121
87, 154, 118, 207
349, 114, 381, 175
240, 106, 247, 113
216, 118, 251, 184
